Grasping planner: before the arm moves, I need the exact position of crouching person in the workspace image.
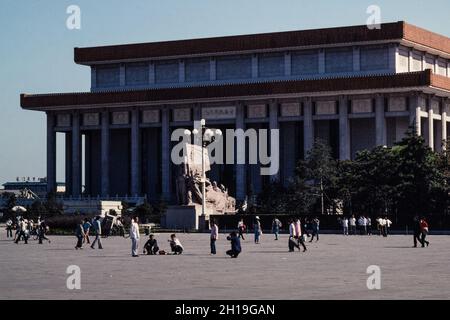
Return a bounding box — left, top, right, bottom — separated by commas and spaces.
169, 234, 184, 254
143, 234, 159, 255
226, 231, 241, 258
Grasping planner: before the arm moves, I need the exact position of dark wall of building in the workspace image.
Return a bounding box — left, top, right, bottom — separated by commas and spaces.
109, 129, 130, 196
142, 127, 161, 200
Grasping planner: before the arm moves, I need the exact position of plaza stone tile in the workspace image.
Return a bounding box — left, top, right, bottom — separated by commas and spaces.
0, 233, 449, 300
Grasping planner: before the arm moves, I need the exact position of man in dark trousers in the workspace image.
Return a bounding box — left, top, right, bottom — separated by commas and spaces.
226, 231, 241, 258
143, 234, 159, 255
412, 215, 423, 247
91, 216, 103, 249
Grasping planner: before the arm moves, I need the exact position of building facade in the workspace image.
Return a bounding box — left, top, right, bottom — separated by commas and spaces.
21, 21, 450, 203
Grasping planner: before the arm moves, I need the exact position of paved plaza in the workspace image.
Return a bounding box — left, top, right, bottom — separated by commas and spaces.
0, 232, 449, 300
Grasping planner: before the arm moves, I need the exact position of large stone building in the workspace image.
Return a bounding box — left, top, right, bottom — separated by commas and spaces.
21, 21, 450, 203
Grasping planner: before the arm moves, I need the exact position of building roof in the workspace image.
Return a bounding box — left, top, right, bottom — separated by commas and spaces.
20, 70, 450, 110
73, 21, 450, 64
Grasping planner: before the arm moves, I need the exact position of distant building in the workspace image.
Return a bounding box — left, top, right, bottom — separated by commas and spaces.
2, 178, 65, 198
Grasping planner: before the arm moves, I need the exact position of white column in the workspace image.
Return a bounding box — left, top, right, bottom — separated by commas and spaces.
375, 95, 386, 146
130, 108, 141, 196
339, 96, 350, 160
442, 100, 448, 150
428, 102, 434, 150
409, 95, 421, 136
72, 112, 81, 197
46, 113, 56, 194
101, 111, 110, 197
408, 49, 414, 72
303, 98, 313, 156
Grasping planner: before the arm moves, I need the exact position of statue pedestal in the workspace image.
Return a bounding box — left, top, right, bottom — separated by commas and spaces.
164, 204, 213, 231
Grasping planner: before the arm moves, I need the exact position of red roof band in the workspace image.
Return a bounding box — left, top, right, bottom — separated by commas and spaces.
73, 21, 450, 64
20, 70, 450, 109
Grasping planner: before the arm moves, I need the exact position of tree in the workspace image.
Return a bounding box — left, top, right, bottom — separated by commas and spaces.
393, 129, 448, 218
134, 199, 154, 223
257, 181, 289, 214
295, 139, 338, 214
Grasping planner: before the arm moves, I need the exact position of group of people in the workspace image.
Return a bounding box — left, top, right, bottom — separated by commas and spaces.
5, 216, 50, 245
339, 215, 392, 237
6, 213, 433, 256
75, 216, 103, 250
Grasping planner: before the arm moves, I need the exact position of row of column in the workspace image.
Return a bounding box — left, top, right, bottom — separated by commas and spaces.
46, 95, 447, 198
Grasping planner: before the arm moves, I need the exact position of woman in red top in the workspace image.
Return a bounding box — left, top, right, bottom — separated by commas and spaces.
419, 217, 430, 247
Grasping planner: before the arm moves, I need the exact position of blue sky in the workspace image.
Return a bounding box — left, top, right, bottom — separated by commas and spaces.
0, 0, 449, 185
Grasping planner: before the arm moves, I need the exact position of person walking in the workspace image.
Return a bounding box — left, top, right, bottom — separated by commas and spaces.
210, 220, 218, 255
90, 216, 103, 249
272, 217, 282, 240
380, 217, 387, 237
295, 218, 307, 252
419, 217, 430, 247
342, 217, 349, 236
226, 231, 241, 258
130, 216, 140, 257
412, 215, 423, 247
14, 218, 28, 244
349, 215, 356, 235
75, 220, 85, 250
254, 216, 262, 244
385, 216, 392, 236
82, 218, 92, 244
237, 219, 246, 240
143, 234, 159, 255
288, 219, 300, 252
38, 219, 51, 244
6, 218, 13, 238
309, 217, 320, 242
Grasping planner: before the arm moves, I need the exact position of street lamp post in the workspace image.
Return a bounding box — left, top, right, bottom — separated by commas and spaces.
191, 119, 222, 217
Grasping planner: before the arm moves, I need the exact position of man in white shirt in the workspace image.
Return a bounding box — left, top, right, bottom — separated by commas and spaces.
342, 217, 349, 236
349, 215, 356, 235
385, 217, 392, 237
130, 217, 140, 257
6, 218, 13, 238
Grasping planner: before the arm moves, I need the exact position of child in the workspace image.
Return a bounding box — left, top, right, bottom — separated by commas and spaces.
168, 234, 184, 254
143, 234, 159, 255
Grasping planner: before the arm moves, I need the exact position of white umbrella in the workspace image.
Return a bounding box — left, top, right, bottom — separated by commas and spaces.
11, 206, 27, 212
